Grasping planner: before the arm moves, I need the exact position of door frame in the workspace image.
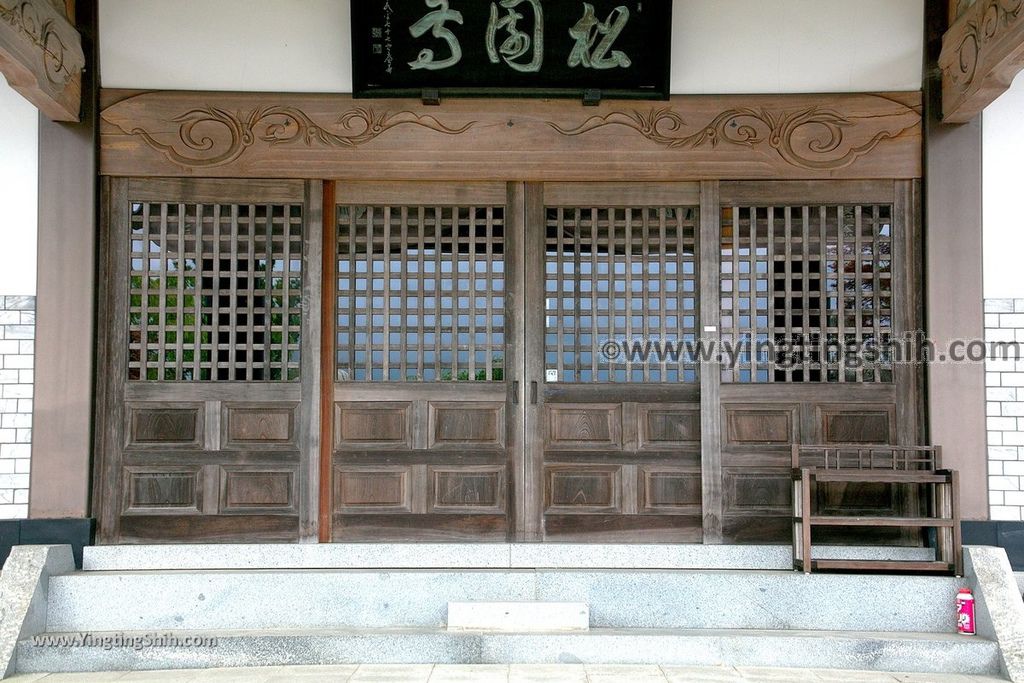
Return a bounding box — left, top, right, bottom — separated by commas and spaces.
318, 181, 526, 542
522, 181, 714, 543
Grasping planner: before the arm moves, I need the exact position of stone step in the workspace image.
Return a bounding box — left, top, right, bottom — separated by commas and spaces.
46, 569, 965, 633
81, 543, 937, 571
16, 628, 1001, 675
446, 602, 589, 632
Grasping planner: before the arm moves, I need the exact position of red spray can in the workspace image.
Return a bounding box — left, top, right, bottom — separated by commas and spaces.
956, 588, 976, 635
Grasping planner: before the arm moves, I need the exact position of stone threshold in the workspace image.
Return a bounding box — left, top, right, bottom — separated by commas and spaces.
81, 543, 934, 572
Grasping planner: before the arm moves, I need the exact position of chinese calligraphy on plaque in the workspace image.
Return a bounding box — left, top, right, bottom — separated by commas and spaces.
352, 0, 671, 98
486, 0, 544, 73
568, 4, 632, 70
408, 0, 464, 71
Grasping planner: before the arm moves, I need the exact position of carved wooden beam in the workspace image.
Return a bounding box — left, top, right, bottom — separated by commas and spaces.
99, 90, 922, 180
940, 0, 1024, 123
0, 0, 84, 122
950, 0, 975, 22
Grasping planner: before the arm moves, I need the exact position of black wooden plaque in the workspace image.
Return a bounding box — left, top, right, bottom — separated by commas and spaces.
351, 0, 672, 100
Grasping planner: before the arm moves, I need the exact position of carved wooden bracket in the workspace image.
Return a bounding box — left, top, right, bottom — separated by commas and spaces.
940, 0, 1024, 123
0, 0, 83, 122
100, 90, 922, 181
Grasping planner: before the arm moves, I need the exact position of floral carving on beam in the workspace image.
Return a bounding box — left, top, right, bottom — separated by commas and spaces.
549, 105, 920, 172
115, 105, 477, 169
0, 0, 83, 121
99, 91, 922, 180
940, 0, 1024, 123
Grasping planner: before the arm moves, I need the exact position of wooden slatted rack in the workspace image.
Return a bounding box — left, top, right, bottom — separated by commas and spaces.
792, 444, 962, 575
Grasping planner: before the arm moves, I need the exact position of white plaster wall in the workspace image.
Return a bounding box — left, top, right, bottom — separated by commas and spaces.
671, 0, 923, 94
983, 71, 1024, 300
99, 0, 923, 94
0, 80, 37, 296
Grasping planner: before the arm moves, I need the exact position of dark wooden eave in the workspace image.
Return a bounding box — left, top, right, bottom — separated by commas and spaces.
0, 0, 83, 122
940, 0, 1024, 123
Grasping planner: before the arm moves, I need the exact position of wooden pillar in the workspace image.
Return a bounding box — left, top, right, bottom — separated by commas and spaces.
924, 0, 989, 520
27, 0, 96, 519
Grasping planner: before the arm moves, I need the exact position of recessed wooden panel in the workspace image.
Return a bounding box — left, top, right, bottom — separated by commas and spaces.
127, 404, 202, 447
545, 466, 621, 514
334, 467, 412, 514
428, 403, 505, 449
430, 467, 505, 514
818, 404, 895, 444
816, 481, 896, 516
546, 405, 622, 450
223, 403, 297, 448
639, 467, 702, 515
335, 402, 412, 449
724, 469, 792, 515
723, 406, 797, 446
220, 468, 296, 514
638, 404, 700, 450
123, 468, 201, 514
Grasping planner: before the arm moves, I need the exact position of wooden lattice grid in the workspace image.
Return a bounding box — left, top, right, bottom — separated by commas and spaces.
544, 206, 700, 383
127, 201, 304, 382
335, 204, 506, 382
720, 204, 894, 383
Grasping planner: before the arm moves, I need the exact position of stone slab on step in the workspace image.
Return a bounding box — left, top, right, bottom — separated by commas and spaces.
534, 570, 967, 633
447, 602, 589, 632
0, 546, 74, 678
46, 569, 966, 633
14, 629, 1001, 676
509, 544, 936, 570
965, 546, 1024, 682
80, 543, 936, 572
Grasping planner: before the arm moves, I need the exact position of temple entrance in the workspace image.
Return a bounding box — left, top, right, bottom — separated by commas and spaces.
324, 182, 706, 542
95, 177, 920, 545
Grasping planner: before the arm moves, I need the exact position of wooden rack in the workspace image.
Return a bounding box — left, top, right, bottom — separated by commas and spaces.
792, 444, 962, 575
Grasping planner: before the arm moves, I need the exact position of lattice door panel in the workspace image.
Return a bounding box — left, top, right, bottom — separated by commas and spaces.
529, 183, 704, 543
544, 204, 699, 384
96, 179, 319, 544
128, 199, 303, 382
329, 182, 519, 542
720, 203, 894, 384
336, 204, 505, 382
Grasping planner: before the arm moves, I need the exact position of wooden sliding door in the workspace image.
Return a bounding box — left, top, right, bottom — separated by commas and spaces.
324, 182, 524, 541
95, 178, 322, 543
713, 181, 923, 543
322, 181, 708, 542
524, 183, 705, 542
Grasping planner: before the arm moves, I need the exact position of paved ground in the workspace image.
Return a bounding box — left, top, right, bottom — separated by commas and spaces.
3, 665, 1010, 682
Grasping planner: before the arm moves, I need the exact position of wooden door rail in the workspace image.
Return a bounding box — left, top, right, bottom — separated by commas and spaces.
791, 444, 962, 576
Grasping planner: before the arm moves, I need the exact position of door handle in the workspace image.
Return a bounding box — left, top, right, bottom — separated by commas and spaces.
530, 381, 538, 405
512, 380, 519, 405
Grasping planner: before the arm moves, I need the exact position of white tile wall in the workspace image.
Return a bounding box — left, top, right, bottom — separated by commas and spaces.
985, 298, 1024, 521
0, 295, 33, 519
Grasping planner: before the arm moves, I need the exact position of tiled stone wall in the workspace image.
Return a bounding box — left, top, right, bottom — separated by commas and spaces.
986, 298, 1024, 521
0, 296, 33, 519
